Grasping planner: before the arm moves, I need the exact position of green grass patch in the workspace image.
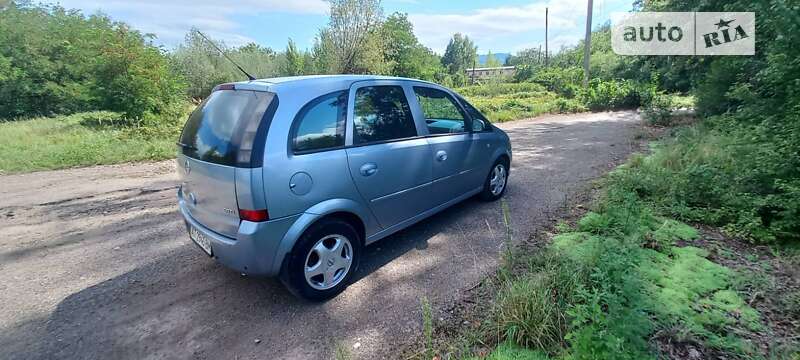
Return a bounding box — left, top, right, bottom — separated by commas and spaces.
475, 146, 768, 359
669, 94, 695, 109
0, 111, 184, 173
466, 342, 550, 360
456, 82, 587, 122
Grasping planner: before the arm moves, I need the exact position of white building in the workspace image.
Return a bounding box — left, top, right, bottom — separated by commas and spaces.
465, 66, 516, 81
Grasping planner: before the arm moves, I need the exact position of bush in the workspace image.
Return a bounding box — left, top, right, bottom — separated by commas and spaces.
642, 93, 674, 126
606, 116, 800, 244
456, 82, 581, 122
527, 67, 583, 98
0, 2, 186, 120
579, 79, 644, 111
456, 82, 548, 97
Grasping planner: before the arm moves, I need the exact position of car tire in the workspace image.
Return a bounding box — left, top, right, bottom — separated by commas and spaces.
480, 158, 509, 201
281, 218, 361, 301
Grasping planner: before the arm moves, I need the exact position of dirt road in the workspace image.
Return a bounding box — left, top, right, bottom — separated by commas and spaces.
0, 111, 642, 359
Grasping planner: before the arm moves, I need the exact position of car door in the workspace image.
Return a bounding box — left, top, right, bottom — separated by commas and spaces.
409, 84, 477, 205
345, 81, 435, 229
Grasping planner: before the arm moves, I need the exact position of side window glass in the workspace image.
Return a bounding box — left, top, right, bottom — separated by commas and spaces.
353, 86, 417, 144
292, 91, 347, 153
458, 96, 492, 132
413, 87, 467, 135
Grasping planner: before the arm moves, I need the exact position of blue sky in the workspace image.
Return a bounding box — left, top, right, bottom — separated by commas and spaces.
56, 0, 634, 54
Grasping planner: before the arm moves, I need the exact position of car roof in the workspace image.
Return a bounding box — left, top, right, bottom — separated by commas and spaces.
231, 74, 440, 93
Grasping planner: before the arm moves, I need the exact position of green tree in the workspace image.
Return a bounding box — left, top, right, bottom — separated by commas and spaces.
0, 2, 185, 119
323, 0, 384, 74
283, 38, 304, 76
441, 33, 477, 80
310, 29, 336, 74
485, 50, 501, 67
380, 12, 443, 80
172, 30, 279, 98
302, 52, 316, 75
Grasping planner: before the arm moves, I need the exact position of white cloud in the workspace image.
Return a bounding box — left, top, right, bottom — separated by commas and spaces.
408, 0, 598, 53
55, 0, 328, 47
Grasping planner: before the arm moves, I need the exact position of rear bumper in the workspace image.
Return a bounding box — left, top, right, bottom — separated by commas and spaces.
178, 199, 300, 277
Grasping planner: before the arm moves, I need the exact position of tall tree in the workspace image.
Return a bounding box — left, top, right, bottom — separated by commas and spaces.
310, 29, 336, 74
485, 50, 501, 67
325, 0, 384, 73
381, 12, 442, 80
283, 38, 304, 76
441, 33, 477, 75
302, 52, 316, 75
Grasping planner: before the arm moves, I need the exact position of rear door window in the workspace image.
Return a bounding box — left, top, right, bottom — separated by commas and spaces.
179, 90, 275, 167
353, 86, 417, 145
291, 91, 347, 153
413, 86, 467, 135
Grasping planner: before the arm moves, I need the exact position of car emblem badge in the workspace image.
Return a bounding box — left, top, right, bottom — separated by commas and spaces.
327, 259, 335, 267
184, 160, 191, 175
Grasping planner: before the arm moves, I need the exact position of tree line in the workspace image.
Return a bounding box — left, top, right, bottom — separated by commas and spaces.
0, 0, 483, 119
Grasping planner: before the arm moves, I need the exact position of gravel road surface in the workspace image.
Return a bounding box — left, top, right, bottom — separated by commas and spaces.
0, 111, 642, 359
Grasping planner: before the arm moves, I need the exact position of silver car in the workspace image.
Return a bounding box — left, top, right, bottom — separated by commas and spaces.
177, 75, 511, 300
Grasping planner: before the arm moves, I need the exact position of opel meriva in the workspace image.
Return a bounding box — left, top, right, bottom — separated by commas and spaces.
177, 75, 512, 300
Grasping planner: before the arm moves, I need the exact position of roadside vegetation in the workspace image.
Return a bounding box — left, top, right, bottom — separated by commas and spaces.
1, 0, 798, 355
0, 0, 664, 173
416, 0, 800, 357
0, 111, 185, 173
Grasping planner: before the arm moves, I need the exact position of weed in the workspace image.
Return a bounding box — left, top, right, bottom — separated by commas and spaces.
333, 342, 352, 360
421, 297, 434, 359
642, 93, 675, 126
500, 199, 515, 273
465, 341, 549, 360
783, 291, 800, 318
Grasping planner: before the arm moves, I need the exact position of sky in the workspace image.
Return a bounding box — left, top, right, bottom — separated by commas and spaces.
55, 0, 634, 55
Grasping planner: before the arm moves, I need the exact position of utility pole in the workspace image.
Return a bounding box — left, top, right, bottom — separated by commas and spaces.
583, 0, 593, 88
545, 7, 549, 67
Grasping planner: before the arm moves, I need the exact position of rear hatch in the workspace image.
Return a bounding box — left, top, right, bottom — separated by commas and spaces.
177, 86, 276, 238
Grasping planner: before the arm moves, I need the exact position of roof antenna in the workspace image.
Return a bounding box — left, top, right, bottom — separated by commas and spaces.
194, 30, 256, 81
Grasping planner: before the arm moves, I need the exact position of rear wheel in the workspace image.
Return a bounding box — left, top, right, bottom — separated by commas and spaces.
480, 159, 509, 201
281, 218, 361, 301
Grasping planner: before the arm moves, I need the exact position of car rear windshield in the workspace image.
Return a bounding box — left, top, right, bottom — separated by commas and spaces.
179, 90, 276, 167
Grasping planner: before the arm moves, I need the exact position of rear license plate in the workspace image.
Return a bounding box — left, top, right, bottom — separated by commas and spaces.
189, 225, 212, 256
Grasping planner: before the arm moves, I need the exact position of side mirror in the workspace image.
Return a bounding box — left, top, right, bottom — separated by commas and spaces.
472, 119, 486, 132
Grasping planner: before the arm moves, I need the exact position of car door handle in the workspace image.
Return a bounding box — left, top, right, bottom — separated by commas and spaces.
360, 163, 378, 176
436, 150, 448, 162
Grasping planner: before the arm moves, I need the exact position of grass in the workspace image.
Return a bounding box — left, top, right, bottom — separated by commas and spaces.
456, 82, 587, 122
444, 139, 787, 359
466, 342, 549, 360
669, 94, 696, 109
0, 111, 184, 174
422, 297, 434, 359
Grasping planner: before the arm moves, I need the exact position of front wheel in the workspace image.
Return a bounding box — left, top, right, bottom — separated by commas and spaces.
281, 218, 361, 301
480, 159, 509, 201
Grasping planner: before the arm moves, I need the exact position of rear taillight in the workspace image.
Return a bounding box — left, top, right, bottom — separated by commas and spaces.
239, 208, 269, 222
